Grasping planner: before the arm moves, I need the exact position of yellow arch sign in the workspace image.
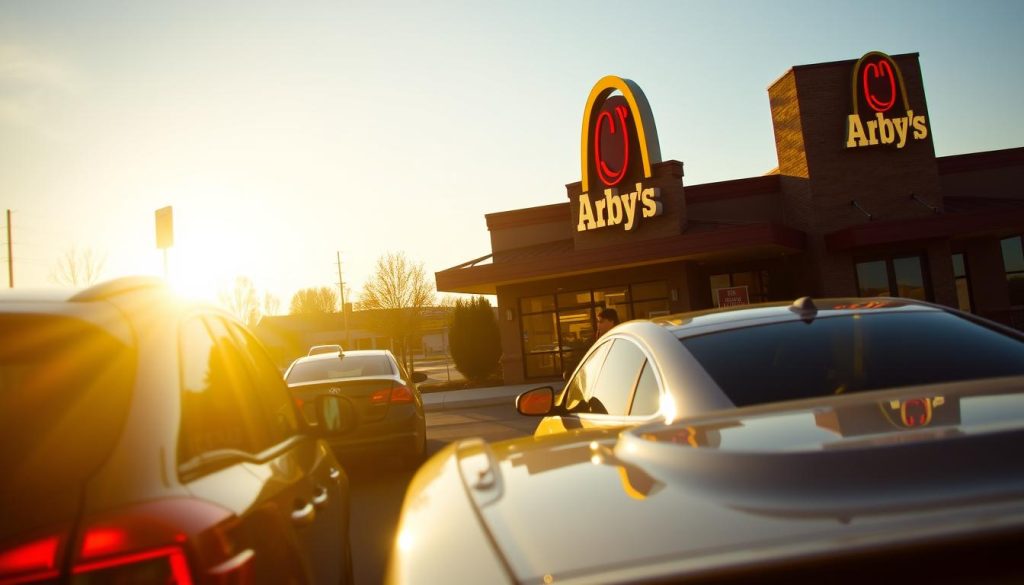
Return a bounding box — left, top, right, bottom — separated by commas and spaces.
580, 76, 662, 193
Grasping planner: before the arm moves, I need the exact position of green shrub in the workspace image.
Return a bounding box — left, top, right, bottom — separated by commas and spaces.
449, 296, 501, 382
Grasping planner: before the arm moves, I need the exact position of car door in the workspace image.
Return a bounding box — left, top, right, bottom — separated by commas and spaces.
177, 315, 345, 585
536, 337, 654, 436
225, 319, 350, 585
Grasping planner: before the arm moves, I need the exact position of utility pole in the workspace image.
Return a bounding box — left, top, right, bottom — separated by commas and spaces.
5, 209, 12, 288
336, 251, 350, 348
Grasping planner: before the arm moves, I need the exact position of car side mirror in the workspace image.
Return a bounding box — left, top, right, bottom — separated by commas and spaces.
315, 395, 356, 435
516, 386, 555, 417
412, 371, 428, 384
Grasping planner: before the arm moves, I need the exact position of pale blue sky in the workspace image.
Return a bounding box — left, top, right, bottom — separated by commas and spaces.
2, 0, 1022, 308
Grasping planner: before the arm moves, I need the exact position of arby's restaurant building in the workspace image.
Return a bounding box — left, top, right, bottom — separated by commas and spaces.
436, 51, 1024, 384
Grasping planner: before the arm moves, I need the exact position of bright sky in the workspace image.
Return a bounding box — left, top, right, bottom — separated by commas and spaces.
2, 0, 1022, 312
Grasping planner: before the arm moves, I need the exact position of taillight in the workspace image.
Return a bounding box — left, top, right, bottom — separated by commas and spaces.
72, 545, 192, 585
370, 385, 414, 404
390, 385, 414, 404
0, 535, 61, 584
67, 499, 245, 585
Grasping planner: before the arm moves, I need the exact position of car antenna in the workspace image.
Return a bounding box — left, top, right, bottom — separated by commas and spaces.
789, 296, 818, 323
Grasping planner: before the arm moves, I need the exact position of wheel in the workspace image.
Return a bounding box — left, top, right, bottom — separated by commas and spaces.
402, 427, 427, 470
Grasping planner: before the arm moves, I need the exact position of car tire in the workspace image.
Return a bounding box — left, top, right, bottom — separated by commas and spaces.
402, 429, 427, 470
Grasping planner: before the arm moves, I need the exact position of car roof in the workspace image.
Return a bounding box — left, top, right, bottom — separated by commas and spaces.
649, 297, 940, 339
293, 348, 391, 363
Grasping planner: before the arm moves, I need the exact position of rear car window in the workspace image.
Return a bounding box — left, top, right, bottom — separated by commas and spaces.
0, 314, 135, 494
286, 354, 394, 384
680, 311, 1024, 407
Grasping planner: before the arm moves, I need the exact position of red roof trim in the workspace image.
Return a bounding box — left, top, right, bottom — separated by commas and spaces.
437, 222, 805, 293
485, 203, 570, 231
686, 175, 781, 205
937, 147, 1024, 175
825, 206, 1024, 252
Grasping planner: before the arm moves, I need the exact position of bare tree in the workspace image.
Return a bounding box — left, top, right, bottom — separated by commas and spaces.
358, 252, 436, 371
263, 291, 281, 316
289, 287, 338, 315
52, 247, 106, 286
219, 276, 261, 328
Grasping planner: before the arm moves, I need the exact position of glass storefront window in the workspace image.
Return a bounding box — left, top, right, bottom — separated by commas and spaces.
522, 313, 558, 354
595, 286, 631, 320
633, 299, 670, 319
632, 281, 669, 301
558, 308, 594, 349
856, 260, 891, 297
557, 290, 592, 309
952, 253, 972, 312
1001, 236, 1024, 274
525, 352, 561, 379
855, 255, 930, 300
709, 270, 769, 306
709, 274, 730, 292
519, 281, 670, 379
893, 256, 926, 300
1002, 236, 1024, 306
521, 295, 555, 314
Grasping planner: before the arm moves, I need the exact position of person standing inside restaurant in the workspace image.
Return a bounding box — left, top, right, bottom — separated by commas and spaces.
562, 307, 621, 380
596, 308, 620, 338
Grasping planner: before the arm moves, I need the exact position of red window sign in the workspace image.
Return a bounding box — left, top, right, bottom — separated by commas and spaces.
715, 286, 749, 307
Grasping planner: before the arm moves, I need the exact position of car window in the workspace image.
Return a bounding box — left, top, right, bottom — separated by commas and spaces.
0, 314, 136, 493
559, 340, 612, 413
681, 311, 1024, 407
285, 354, 395, 384
630, 360, 661, 416
586, 339, 646, 416
225, 320, 300, 443
178, 317, 262, 464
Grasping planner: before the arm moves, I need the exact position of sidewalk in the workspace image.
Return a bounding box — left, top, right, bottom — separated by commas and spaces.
421, 382, 553, 412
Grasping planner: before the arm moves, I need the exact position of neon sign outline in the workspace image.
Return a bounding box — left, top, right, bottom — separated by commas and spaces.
594, 105, 631, 187
849, 51, 911, 116
580, 76, 661, 193
863, 60, 897, 113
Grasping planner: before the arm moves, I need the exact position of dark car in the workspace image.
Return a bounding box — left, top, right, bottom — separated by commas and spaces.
285, 349, 428, 468
517, 297, 1024, 435
0, 278, 356, 585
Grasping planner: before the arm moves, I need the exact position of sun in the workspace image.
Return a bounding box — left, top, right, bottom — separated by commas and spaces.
162, 222, 237, 306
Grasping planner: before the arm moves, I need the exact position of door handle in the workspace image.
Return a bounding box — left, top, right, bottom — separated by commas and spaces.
312, 485, 329, 508
291, 501, 316, 526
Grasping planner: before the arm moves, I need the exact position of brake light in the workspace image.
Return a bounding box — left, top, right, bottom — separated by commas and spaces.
0, 536, 60, 584
390, 385, 414, 404
370, 385, 414, 404
72, 545, 192, 584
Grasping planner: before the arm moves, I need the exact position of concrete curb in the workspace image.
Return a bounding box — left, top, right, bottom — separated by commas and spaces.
422, 383, 545, 412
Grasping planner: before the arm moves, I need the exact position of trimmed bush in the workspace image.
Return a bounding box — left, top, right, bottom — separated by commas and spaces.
449, 297, 502, 382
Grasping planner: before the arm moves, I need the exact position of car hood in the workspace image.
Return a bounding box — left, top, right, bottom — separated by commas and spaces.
443, 376, 1024, 583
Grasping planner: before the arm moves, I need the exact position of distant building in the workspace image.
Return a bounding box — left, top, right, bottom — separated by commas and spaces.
254, 305, 452, 369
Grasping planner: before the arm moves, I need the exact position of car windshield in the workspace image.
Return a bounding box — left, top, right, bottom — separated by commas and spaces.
680, 311, 1024, 407
0, 314, 136, 492
286, 354, 394, 383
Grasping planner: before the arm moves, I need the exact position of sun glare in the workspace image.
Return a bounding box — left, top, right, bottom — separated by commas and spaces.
164, 231, 234, 306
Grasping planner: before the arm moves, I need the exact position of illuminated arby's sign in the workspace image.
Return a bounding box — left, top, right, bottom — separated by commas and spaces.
577, 76, 663, 232
845, 51, 929, 149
